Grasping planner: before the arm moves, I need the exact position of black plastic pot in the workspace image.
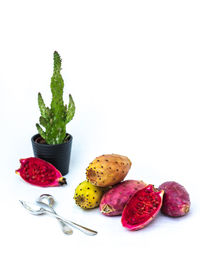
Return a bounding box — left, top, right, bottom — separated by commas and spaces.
31, 133, 73, 176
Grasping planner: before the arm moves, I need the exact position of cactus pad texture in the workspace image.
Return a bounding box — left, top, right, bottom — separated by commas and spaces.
36, 51, 75, 144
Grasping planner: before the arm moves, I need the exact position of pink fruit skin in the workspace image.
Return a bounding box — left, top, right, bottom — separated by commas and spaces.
16, 157, 66, 187
158, 181, 190, 217
121, 184, 164, 231
100, 180, 147, 216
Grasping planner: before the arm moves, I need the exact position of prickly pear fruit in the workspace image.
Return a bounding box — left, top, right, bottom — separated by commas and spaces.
100, 180, 147, 216
74, 180, 105, 209
121, 185, 164, 231
86, 154, 132, 187
15, 157, 67, 187
158, 181, 190, 217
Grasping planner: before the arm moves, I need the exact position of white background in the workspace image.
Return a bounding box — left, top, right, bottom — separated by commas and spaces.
0, 0, 200, 258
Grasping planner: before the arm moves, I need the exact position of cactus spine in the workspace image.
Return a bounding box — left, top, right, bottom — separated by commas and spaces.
36, 51, 75, 144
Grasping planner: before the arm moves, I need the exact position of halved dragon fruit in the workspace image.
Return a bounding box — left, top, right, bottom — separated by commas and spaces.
121, 184, 164, 231
15, 157, 67, 187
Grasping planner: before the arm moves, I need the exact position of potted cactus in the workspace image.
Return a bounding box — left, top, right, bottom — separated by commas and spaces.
31, 51, 75, 176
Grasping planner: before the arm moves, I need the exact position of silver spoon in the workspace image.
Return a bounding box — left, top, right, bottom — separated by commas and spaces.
19, 200, 97, 236
37, 194, 73, 235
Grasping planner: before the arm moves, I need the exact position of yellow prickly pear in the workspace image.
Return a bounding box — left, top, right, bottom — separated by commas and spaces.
74, 180, 105, 209
86, 154, 132, 187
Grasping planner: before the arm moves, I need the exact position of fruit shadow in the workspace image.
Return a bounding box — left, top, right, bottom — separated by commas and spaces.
142, 211, 192, 232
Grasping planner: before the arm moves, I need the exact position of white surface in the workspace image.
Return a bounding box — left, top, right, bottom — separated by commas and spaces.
0, 0, 200, 258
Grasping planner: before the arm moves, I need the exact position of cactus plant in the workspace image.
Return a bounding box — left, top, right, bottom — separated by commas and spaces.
36, 51, 75, 145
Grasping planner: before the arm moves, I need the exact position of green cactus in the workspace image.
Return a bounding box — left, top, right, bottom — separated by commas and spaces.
36, 51, 75, 144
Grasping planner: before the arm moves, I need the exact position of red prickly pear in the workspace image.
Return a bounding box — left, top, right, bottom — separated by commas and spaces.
15, 157, 67, 187
121, 185, 164, 231
100, 180, 147, 216
158, 181, 190, 217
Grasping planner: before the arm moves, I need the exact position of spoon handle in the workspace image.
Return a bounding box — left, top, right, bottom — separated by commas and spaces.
45, 210, 97, 236
51, 208, 73, 235
36, 201, 73, 235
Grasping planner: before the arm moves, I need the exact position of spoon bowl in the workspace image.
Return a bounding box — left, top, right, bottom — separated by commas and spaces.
38, 194, 55, 207
19, 200, 45, 215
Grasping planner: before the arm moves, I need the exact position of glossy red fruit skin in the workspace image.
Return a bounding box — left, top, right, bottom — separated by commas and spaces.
15, 157, 67, 187
158, 181, 190, 217
100, 180, 147, 216
121, 185, 164, 231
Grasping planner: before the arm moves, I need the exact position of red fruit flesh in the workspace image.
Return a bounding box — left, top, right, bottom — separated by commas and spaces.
158, 181, 190, 217
100, 180, 147, 216
121, 185, 164, 231
16, 157, 67, 187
